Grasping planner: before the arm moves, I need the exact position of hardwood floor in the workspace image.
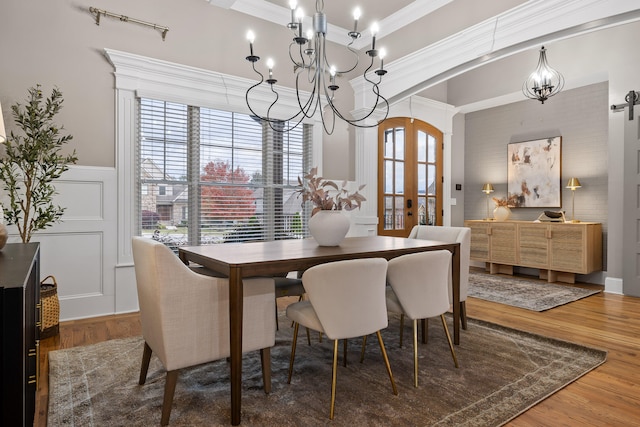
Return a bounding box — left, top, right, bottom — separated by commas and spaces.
35, 276, 640, 426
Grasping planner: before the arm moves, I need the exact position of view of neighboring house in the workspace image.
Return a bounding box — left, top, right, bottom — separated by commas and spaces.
140, 157, 303, 239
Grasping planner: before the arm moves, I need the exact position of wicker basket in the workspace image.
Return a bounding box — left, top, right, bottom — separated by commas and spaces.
40, 275, 60, 339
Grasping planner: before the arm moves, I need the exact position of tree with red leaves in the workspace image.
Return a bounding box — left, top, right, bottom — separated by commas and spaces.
200, 161, 256, 220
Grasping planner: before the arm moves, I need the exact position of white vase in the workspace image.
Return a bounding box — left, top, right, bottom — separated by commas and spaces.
493, 206, 511, 221
308, 210, 350, 246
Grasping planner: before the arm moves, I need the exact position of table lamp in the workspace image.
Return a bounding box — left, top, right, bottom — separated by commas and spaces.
566, 177, 581, 223
482, 183, 494, 220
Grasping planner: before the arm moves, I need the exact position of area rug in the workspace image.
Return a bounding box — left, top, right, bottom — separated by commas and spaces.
468, 272, 601, 311
47, 314, 606, 427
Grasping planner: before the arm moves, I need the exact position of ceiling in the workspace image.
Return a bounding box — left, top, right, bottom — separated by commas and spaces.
209, 0, 526, 54
208, 0, 640, 108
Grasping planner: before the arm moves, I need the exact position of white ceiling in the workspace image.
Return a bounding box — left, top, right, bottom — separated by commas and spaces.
206, 0, 524, 52
263, 0, 417, 32
207, 0, 640, 108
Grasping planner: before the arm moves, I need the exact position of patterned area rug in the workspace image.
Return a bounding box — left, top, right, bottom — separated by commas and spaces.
468, 272, 601, 311
47, 315, 606, 426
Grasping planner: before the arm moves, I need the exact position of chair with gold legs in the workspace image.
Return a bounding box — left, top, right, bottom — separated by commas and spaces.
286, 258, 398, 419
386, 250, 459, 387
407, 225, 471, 332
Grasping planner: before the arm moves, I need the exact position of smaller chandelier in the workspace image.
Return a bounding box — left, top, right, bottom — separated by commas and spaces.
522, 46, 564, 104
244, 0, 389, 134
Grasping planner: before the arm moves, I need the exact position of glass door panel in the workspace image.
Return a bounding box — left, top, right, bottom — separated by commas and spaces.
379, 118, 443, 236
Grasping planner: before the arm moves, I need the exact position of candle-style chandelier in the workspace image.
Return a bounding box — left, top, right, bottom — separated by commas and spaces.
522, 46, 565, 104
245, 0, 389, 134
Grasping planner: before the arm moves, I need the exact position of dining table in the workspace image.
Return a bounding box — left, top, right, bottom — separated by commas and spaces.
178, 235, 461, 425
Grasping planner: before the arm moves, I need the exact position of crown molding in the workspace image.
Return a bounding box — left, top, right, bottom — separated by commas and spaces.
104, 48, 315, 121
351, 0, 640, 108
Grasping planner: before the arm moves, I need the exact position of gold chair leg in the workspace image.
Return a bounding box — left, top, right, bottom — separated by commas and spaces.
291, 294, 304, 328
399, 313, 404, 348
287, 322, 300, 384
330, 339, 339, 420
376, 331, 398, 395
440, 314, 459, 368
161, 370, 179, 426
413, 319, 419, 388
360, 335, 367, 363
139, 341, 152, 385
306, 326, 311, 346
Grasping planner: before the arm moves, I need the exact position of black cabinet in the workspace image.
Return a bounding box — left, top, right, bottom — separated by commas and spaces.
1, 243, 40, 427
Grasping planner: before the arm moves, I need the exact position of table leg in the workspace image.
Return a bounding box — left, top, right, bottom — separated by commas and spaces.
452, 244, 460, 345
229, 267, 243, 425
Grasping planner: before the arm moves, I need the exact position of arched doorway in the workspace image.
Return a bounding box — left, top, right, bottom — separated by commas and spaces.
378, 117, 443, 236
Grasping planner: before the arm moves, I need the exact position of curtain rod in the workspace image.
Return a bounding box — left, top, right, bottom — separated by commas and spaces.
89, 7, 169, 41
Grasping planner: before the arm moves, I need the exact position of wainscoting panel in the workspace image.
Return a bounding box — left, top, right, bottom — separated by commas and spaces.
1, 166, 120, 321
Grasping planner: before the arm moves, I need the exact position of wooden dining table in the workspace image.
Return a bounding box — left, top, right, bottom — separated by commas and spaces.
178, 235, 461, 425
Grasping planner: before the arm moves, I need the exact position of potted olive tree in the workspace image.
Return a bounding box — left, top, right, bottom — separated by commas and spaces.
0, 85, 77, 339
0, 85, 78, 243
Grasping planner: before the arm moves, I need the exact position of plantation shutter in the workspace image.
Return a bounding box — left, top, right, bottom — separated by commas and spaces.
137, 97, 311, 248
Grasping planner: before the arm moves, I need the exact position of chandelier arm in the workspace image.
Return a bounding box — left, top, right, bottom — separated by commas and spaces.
248, 71, 310, 127
320, 51, 388, 128
334, 82, 389, 128
244, 1, 389, 133
295, 69, 319, 119
318, 93, 337, 135
289, 42, 308, 72
306, 56, 317, 85
244, 65, 270, 121
319, 36, 359, 76
265, 85, 281, 126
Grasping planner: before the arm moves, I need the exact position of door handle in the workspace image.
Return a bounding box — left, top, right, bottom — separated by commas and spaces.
407, 199, 413, 216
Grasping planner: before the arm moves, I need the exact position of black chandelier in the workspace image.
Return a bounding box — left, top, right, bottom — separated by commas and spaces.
245, 0, 389, 134
522, 46, 565, 104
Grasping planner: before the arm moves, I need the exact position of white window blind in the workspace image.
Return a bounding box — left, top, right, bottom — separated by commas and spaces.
137, 98, 312, 249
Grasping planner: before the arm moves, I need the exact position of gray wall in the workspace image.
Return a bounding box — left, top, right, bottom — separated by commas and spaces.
0, 0, 354, 173
463, 82, 609, 269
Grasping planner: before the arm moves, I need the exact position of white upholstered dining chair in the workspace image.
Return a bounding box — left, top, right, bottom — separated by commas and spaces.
386, 250, 459, 387
408, 225, 471, 330
286, 258, 398, 420
131, 237, 276, 426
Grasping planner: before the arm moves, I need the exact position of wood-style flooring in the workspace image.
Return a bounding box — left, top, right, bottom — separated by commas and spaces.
34, 273, 640, 426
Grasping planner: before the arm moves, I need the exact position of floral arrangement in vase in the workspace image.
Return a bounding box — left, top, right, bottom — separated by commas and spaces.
492, 196, 512, 221
296, 166, 366, 216
295, 167, 366, 246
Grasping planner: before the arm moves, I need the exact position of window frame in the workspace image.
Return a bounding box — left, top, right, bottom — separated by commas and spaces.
106, 48, 323, 264
137, 98, 312, 246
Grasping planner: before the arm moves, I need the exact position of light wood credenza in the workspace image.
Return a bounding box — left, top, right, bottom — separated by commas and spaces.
464, 220, 602, 283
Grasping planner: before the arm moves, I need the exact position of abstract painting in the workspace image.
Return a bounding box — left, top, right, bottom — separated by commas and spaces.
507, 137, 561, 207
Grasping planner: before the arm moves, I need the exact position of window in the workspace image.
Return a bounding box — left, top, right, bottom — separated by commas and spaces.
137, 98, 312, 248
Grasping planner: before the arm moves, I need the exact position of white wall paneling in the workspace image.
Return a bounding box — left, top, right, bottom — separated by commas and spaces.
1, 166, 118, 321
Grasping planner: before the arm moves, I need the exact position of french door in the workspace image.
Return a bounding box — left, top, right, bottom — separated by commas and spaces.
378, 117, 443, 237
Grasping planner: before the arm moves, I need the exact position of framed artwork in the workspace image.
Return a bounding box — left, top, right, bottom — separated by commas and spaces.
507, 136, 561, 207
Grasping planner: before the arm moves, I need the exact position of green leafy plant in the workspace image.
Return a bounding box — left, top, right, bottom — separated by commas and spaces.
296, 166, 366, 216
0, 85, 78, 243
